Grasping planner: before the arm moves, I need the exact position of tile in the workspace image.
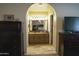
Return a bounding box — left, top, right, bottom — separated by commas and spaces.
27, 44, 57, 56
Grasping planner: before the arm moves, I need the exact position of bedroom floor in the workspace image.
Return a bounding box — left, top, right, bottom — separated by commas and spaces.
27, 44, 58, 56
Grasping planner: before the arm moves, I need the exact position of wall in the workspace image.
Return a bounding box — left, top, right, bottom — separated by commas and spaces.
51, 3, 79, 31
0, 3, 79, 54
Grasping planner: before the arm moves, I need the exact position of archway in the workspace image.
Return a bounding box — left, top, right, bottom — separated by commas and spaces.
26, 3, 57, 55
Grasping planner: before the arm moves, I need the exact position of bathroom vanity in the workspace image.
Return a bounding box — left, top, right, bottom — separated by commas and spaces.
29, 32, 49, 44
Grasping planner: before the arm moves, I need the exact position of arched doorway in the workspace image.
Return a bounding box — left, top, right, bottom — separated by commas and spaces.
26, 3, 57, 55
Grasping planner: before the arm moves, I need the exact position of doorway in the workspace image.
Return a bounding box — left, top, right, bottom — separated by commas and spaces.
26, 3, 57, 55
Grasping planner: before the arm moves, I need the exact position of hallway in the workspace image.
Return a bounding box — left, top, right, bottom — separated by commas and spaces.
27, 44, 57, 56
26, 3, 57, 56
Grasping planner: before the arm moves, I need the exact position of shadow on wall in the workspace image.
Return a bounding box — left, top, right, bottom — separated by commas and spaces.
57, 17, 64, 32
56, 17, 64, 52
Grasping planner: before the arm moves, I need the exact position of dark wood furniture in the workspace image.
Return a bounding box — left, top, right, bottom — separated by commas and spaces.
59, 32, 79, 56
29, 32, 49, 44
0, 21, 22, 56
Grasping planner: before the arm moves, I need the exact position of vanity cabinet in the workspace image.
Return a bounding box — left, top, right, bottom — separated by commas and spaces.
29, 32, 49, 44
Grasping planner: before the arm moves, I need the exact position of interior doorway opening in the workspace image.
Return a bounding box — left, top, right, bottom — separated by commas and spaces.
26, 3, 57, 55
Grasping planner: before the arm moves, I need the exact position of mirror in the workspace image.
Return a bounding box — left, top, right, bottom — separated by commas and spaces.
29, 20, 48, 32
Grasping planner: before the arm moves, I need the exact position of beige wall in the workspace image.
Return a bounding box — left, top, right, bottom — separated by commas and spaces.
0, 3, 79, 54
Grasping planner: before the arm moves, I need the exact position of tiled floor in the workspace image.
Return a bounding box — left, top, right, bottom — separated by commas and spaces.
27, 44, 58, 56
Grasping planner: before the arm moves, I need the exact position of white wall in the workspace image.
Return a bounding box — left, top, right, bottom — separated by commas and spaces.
52, 3, 79, 16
